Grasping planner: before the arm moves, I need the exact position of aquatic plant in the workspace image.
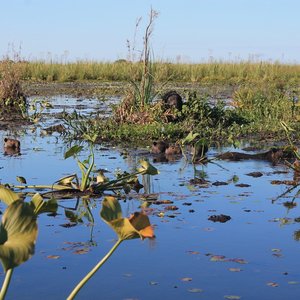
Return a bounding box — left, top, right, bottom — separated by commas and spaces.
0, 141, 158, 299
232, 84, 297, 130
113, 8, 166, 124
67, 196, 154, 299
280, 121, 300, 160
0, 187, 57, 299
180, 131, 209, 163
8, 144, 159, 199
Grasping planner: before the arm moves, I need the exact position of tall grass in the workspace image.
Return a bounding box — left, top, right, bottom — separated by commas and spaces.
0, 59, 27, 117
15, 60, 300, 85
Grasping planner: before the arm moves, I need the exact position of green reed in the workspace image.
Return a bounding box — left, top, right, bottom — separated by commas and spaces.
15, 60, 300, 85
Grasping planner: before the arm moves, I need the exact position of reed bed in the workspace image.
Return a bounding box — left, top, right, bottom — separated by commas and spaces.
12, 60, 300, 85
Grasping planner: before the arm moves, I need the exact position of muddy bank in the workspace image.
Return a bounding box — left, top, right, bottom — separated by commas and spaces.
22, 81, 236, 98
22, 81, 127, 97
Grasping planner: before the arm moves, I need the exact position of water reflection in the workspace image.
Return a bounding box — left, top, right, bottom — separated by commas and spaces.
0, 97, 300, 299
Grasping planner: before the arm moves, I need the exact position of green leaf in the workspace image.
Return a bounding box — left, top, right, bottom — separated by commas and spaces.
100, 196, 154, 240
0, 200, 38, 271
0, 186, 20, 206
137, 160, 160, 175
100, 196, 123, 223
16, 176, 27, 184
181, 132, 200, 144
30, 193, 58, 215
64, 145, 84, 159
109, 218, 140, 240
82, 133, 98, 143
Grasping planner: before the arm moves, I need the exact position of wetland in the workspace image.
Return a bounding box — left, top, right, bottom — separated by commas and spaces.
1, 79, 300, 299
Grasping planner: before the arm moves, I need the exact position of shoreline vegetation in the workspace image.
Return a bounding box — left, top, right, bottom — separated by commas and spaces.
8, 60, 300, 85
1, 59, 300, 146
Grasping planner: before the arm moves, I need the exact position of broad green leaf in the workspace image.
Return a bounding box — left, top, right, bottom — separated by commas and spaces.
64, 145, 84, 159
0, 200, 38, 271
30, 193, 58, 215
181, 131, 199, 144
137, 160, 159, 175
30, 193, 44, 214
82, 133, 98, 143
100, 196, 154, 240
0, 186, 20, 206
16, 176, 27, 184
100, 196, 123, 223
111, 218, 141, 240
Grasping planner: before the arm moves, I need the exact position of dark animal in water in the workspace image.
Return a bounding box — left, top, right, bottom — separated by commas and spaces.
162, 91, 183, 111
151, 141, 169, 154
4, 138, 21, 155
165, 144, 182, 155
208, 214, 231, 223
4, 138, 20, 149
217, 147, 293, 164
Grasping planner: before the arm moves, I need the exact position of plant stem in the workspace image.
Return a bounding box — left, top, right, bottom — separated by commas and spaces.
80, 145, 95, 191
95, 170, 143, 192
11, 184, 73, 191
67, 239, 123, 300
0, 269, 13, 300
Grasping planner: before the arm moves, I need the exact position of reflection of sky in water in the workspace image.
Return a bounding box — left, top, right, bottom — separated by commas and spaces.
28, 95, 121, 124
0, 111, 299, 299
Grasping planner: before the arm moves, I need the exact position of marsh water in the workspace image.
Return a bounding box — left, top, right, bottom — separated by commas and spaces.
0, 96, 300, 300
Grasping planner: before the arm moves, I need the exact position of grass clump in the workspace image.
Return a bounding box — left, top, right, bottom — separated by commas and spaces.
113, 8, 161, 124
0, 59, 27, 119
231, 83, 299, 133
63, 81, 300, 146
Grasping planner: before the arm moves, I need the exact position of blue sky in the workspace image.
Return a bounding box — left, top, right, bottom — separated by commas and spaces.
1, 0, 299, 63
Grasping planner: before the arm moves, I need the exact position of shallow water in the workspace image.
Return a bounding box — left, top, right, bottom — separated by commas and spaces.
0, 96, 300, 300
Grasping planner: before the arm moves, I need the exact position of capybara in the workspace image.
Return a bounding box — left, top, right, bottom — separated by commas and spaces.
162, 91, 183, 111
151, 141, 169, 154
165, 144, 182, 155
4, 138, 20, 149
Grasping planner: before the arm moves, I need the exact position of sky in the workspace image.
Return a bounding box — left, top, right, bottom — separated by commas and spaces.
1, 0, 299, 63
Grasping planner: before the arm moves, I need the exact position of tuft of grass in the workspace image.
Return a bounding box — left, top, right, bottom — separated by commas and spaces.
0, 59, 27, 118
